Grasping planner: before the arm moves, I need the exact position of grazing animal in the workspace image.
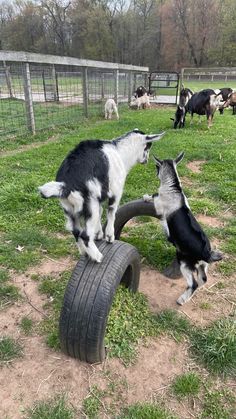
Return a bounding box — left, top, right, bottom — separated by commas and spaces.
130, 93, 151, 110
225, 91, 236, 115
172, 86, 193, 129
39, 129, 165, 263
104, 98, 119, 120
134, 85, 147, 98
143, 153, 222, 305
217, 88, 233, 114
185, 89, 222, 128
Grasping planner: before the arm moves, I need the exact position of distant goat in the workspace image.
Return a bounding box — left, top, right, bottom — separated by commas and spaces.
105, 98, 119, 120
130, 93, 151, 110
217, 88, 233, 114
186, 89, 223, 128
225, 91, 236, 115
144, 153, 222, 305
134, 85, 147, 98
172, 87, 193, 129
39, 130, 165, 263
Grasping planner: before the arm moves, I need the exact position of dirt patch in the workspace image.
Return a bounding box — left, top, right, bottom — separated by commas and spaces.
197, 214, 224, 228
187, 160, 206, 173
139, 266, 235, 326
0, 257, 234, 417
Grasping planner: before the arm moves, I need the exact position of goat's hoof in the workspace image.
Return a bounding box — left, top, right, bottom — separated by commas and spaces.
95, 231, 104, 240
143, 194, 152, 202
105, 234, 114, 243
91, 251, 103, 263
176, 296, 185, 305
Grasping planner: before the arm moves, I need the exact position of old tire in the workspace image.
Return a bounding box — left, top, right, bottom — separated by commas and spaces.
114, 198, 181, 279
59, 240, 140, 363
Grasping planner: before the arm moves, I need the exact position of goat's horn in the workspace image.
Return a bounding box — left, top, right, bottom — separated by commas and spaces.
145, 131, 166, 143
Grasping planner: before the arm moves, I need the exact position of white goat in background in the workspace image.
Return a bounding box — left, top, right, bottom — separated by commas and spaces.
39, 129, 165, 263
104, 98, 119, 120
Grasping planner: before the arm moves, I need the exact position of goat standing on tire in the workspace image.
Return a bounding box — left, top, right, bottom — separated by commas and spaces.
39, 129, 165, 263
144, 153, 222, 304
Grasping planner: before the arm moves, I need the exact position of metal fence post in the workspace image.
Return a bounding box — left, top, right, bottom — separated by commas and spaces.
23, 62, 36, 134
114, 69, 119, 103
52, 64, 59, 101
101, 73, 105, 99
82, 67, 89, 117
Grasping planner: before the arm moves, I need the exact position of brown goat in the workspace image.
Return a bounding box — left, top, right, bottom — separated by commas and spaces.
226, 91, 236, 115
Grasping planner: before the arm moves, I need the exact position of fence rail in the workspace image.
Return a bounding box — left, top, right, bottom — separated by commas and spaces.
0, 51, 149, 138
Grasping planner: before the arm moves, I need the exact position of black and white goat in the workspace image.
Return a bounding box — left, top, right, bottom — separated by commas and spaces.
144, 153, 222, 305
39, 129, 165, 263
172, 87, 193, 129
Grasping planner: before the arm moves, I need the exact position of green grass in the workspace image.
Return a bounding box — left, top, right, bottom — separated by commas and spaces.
38, 271, 72, 349
201, 388, 236, 419
0, 336, 23, 363
27, 395, 74, 419
20, 317, 34, 335
0, 283, 20, 309
105, 286, 161, 364
119, 402, 176, 419
171, 372, 201, 398
191, 318, 236, 376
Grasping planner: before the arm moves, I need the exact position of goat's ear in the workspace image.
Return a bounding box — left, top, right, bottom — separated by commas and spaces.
145, 131, 165, 143
153, 155, 163, 166
175, 151, 185, 165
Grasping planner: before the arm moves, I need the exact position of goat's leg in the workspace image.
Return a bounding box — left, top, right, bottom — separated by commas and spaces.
81, 199, 103, 263
190, 113, 194, 125
105, 194, 121, 243
95, 205, 104, 240
177, 262, 198, 305
196, 262, 208, 288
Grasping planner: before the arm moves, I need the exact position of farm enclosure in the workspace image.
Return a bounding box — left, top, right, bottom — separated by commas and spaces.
0, 104, 235, 418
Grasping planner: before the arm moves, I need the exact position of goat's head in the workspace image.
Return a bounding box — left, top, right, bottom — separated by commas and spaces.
123, 129, 165, 164
153, 151, 185, 181
138, 130, 165, 164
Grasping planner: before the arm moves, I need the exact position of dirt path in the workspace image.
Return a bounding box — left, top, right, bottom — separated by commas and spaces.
0, 135, 59, 158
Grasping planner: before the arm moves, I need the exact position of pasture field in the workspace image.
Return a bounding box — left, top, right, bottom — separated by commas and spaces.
0, 105, 235, 418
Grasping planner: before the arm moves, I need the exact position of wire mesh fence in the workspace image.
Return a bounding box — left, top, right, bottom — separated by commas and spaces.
181, 67, 236, 93
0, 52, 149, 140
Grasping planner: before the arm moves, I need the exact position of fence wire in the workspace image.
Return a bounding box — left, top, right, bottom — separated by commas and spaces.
0, 60, 148, 140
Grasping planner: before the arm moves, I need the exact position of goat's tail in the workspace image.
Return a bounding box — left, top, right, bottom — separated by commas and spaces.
209, 250, 223, 263
38, 181, 65, 198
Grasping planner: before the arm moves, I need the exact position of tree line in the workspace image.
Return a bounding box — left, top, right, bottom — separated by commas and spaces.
0, 0, 235, 70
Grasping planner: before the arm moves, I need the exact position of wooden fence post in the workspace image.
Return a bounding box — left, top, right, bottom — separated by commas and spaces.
3, 61, 13, 98
82, 67, 89, 117
114, 69, 119, 103
23, 62, 36, 134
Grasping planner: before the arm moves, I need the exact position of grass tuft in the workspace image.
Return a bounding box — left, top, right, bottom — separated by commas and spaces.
105, 286, 160, 364
154, 309, 191, 341
27, 395, 74, 419
201, 388, 236, 419
20, 317, 34, 335
118, 402, 176, 419
0, 336, 23, 363
191, 318, 236, 376
171, 372, 201, 398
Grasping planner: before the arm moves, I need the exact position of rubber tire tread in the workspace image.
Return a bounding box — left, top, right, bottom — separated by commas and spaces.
59, 240, 140, 363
